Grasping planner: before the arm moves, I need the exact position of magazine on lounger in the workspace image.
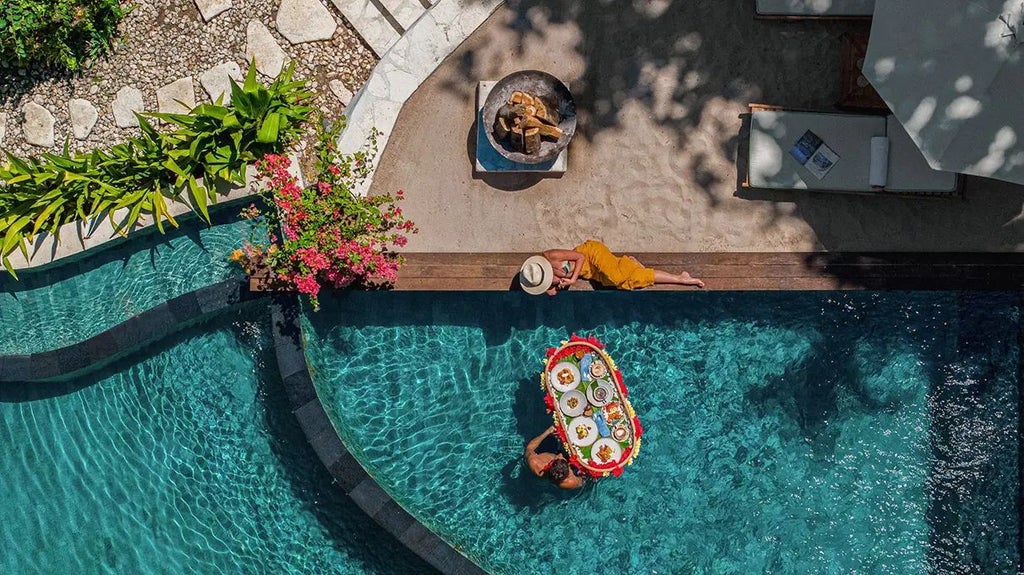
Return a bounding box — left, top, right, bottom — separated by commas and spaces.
789, 130, 840, 179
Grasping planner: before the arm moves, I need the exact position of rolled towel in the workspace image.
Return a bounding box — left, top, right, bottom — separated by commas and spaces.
869, 136, 890, 189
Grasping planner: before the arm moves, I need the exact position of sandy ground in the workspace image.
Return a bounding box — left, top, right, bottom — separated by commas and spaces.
370, 0, 1024, 253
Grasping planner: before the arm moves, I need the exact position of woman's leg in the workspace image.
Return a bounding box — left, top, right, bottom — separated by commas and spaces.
625, 256, 705, 288
651, 269, 705, 288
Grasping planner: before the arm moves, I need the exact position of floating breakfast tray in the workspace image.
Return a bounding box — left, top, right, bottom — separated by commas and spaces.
541, 334, 643, 479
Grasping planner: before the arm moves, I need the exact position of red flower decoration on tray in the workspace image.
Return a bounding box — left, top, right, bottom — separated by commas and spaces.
614, 370, 627, 397
543, 394, 555, 413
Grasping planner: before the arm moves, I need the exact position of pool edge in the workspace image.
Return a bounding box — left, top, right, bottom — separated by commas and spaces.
269, 295, 489, 575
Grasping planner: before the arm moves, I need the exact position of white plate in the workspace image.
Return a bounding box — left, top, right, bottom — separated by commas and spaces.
549, 362, 582, 392
558, 390, 586, 417
567, 416, 599, 447
586, 380, 615, 407
590, 438, 624, 465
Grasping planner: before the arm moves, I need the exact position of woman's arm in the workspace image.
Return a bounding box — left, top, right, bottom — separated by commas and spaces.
566, 251, 584, 284
542, 249, 585, 283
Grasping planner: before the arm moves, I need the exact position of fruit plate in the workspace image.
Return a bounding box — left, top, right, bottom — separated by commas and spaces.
566, 416, 599, 447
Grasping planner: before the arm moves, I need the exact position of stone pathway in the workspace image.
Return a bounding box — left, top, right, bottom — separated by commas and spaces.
6, 0, 506, 274
0, 0, 459, 154
1, 0, 365, 153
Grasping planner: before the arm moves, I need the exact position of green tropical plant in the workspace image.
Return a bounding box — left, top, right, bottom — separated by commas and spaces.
0, 0, 128, 70
0, 62, 312, 278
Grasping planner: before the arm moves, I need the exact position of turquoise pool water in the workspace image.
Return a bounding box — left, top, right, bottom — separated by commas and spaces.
0, 209, 250, 355
0, 306, 434, 574
304, 291, 1022, 574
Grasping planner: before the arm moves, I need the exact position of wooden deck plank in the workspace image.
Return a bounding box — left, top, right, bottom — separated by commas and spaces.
392, 252, 1024, 291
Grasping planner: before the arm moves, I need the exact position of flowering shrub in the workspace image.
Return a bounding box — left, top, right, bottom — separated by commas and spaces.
233, 119, 416, 310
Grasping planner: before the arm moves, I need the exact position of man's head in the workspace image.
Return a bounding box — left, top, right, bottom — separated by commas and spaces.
544, 458, 571, 484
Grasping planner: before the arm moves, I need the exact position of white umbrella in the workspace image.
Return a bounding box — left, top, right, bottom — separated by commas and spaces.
864, 0, 1024, 184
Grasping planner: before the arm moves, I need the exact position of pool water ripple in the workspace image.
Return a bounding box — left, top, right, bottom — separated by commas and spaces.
304, 291, 1021, 575
0, 306, 435, 575
0, 211, 254, 355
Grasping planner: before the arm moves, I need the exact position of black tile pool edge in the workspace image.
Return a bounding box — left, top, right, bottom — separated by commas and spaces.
270, 295, 488, 575
0, 279, 263, 383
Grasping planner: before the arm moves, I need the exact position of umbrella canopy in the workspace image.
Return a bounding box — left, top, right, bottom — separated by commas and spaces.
864, 0, 1024, 184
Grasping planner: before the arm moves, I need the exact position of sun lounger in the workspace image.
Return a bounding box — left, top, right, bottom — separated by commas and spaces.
754, 0, 874, 19
743, 104, 961, 195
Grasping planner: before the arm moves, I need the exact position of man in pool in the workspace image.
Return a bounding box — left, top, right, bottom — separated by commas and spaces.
525, 426, 583, 489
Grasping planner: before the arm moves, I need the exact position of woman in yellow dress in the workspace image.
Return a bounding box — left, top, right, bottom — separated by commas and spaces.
518, 240, 705, 296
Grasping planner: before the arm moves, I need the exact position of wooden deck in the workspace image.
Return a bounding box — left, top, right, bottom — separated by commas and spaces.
395, 253, 1024, 291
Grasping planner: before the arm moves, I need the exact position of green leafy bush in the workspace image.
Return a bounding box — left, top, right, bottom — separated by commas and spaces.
0, 63, 312, 277
0, 0, 127, 70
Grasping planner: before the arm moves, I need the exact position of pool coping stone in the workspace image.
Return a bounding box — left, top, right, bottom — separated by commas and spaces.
0, 279, 260, 382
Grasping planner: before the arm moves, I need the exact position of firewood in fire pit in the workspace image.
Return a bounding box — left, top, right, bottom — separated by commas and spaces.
493, 90, 563, 154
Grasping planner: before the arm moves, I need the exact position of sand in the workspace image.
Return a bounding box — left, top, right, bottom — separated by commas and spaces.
369, 0, 1024, 253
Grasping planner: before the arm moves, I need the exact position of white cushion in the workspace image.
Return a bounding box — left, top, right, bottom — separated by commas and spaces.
749, 110, 885, 191
755, 0, 874, 16
885, 117, 959, 192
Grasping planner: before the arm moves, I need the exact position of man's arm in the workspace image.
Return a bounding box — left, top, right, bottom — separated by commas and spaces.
524, 426, 556, 457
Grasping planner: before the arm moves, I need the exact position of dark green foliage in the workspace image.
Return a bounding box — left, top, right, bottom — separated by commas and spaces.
0, 0, 128, 70
0, 62, 312, 277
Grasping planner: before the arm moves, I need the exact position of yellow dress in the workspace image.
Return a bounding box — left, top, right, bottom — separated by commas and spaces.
573, 240, 655, 290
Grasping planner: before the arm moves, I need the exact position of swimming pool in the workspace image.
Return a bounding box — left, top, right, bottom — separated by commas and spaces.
0, 210, 250, 355
0, 305, 434, 574
303, 291, 1022, 574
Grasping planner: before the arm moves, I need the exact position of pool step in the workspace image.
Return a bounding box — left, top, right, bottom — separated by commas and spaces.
331, 0, 428, 56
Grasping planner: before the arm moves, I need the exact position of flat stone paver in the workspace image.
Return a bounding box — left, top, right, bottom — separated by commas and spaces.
200, 61, 242, 104
112, 86, 145, 128
378, 0, 425, 31
68, 99, 98, 140
245, 20, 288, 78
194, 0, 232, 21
330, 0, 400, 57
277, 0, 337, 44
22, 102, 54, 148
156, 77, 196, 115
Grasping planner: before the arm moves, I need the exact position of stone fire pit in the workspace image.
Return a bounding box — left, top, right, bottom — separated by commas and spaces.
481, 70, 577, 164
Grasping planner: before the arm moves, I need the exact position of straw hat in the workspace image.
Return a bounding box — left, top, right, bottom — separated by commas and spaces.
519, 255, 554, 295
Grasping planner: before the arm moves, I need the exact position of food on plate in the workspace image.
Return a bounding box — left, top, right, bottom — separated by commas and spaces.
596, 443, 614, 463
557, 368, 575, 386
583, 406, 593, 417
604, 403, 624, 424
575, 424, 590, 440
566, 396, 579, 409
